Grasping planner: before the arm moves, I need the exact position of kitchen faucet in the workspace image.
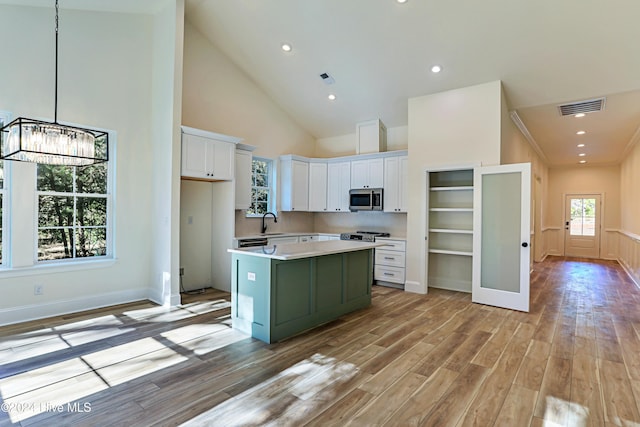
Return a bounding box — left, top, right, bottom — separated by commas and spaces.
261, 212, 277, 234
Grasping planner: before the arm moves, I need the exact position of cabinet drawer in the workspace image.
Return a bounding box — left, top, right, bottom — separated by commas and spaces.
374, 266, 405, 284
376, 239, 406, 252
375, 250, 405, 268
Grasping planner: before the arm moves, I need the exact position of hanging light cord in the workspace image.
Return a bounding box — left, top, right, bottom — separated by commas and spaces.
54, 0, 59, 124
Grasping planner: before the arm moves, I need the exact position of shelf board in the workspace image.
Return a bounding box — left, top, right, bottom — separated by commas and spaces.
429, 228, 473, 234
429, 207, 473, 212
429, 249, 473, 256
430, 186, 473, 192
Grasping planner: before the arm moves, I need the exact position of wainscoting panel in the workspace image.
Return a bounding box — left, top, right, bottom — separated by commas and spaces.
618, 230, 640, 286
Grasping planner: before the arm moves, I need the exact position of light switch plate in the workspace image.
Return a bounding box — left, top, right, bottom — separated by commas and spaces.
248, 272, 256, 281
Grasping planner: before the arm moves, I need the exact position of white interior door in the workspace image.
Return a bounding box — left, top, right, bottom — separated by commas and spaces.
472, 163, 531, 312
564, 194, 601, 258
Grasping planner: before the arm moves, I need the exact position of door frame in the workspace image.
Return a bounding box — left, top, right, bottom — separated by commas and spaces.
563, 193, 603, 258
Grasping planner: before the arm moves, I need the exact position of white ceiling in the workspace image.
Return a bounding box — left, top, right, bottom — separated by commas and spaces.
185, 0, 640, 167
4, 0, 640, 167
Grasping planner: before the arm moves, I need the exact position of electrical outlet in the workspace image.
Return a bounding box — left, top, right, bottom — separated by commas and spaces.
179, 267, 185, 276
34, 285, 44, 295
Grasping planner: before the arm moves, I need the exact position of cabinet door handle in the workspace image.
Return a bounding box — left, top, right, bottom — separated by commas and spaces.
383, 272, 394, 276
384, 257, 395, 260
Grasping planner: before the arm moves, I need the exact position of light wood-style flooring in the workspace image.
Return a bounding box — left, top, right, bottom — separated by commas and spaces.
1, 256, 640, 426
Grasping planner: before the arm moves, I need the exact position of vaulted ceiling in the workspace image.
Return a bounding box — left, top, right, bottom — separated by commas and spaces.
4, 0, 640, 167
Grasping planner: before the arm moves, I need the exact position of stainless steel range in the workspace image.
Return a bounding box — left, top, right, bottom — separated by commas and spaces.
340, 230, 390, 242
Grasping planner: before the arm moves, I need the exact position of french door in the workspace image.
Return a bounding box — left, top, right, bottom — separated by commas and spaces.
564, 194, 601, 258
472, 163, 531, 312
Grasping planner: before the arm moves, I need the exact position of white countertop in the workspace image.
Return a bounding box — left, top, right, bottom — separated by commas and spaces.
228, 240, 386, 260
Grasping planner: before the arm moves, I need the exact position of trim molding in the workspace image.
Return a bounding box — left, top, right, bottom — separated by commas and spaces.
404, 280, 425, 294
509, 111, 550, 165
0, 289, 154, 327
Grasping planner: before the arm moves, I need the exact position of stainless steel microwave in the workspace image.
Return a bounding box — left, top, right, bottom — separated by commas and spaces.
349, 188, 383, 211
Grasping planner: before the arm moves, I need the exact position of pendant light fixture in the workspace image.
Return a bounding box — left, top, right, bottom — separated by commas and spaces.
0, 0, 108, 166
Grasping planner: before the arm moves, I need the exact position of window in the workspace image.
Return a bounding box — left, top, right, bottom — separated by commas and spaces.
37, 163, 108, 261
247, 157, 273, 216
569, 198, 596, 236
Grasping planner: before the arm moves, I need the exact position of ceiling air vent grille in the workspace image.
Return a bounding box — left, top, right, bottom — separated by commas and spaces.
557, 97, 605, 116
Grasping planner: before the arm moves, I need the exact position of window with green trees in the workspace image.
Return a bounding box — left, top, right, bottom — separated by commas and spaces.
37, 163, 108, 261
247, 157, 272, 216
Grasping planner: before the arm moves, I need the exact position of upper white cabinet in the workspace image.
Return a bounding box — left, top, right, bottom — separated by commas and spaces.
384, 156, 408, 212
308, 162, 328, 212
280, 156, 309, 211
327, 161, 351, 212
181, 126, 241, 181
351, 158, 384, 189
356, 119, 387, 154
235, 144, 256, 210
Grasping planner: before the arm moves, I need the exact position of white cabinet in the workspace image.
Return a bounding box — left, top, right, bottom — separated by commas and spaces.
235, 146, 254, 210
181, 127, 240, 181
374, 238, 406, 288
383, 155, 408, 213
308, 162, 328, 212
327, 162, 351, 212
280, 157, 309, 211
356, 119, 387, 154
351, 158, 384, 189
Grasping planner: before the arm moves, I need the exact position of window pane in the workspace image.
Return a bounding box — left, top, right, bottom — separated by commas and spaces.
77, 163, 107, 194
38, 228, 74, 260
254, 189, 268, 202
77, 197, 107, 227
37, 164, 74, 192
38, 196, 74, 227
76, 228, 106, 257
255, 173, 267, 187
0, 161, 4, 189
252, 202, 268, 215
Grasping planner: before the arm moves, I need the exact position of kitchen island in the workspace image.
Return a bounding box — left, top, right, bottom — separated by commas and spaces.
227, 240, 385, 343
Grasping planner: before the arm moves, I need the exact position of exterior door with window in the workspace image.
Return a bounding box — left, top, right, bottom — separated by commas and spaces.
564, 194, 601, 258
472, 163, 531, 312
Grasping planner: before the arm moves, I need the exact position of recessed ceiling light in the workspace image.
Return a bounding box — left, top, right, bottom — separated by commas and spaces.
577, 144, 585, 147
281, 43, 292, 52
575, 113, 586, 118
579, 160, 587, 164
576, 130, 586, 135
579, 153, 586, 157
431, 65, 442, 73
328, 94, 336, 101
397, 0, 408, 3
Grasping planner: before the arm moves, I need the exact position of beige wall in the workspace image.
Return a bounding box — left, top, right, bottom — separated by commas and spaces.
500, 91, 549, 263
315, 125, 408, 157
181, 22, 318, 290
406, 81, 503, 294
546, 165, 621, 260
182, 22, 315, 159
619, 138, 640, 284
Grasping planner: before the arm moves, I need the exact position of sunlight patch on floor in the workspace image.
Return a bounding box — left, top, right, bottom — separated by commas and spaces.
181, 353, 359, 426
162, 323, 248, 356
543, 395, 588, 426
123, 300, 230, 323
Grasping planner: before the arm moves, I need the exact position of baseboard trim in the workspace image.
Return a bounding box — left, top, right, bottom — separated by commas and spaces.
404, 280, 426, 294
618, 258, 640, 290
0, 289, 153, 327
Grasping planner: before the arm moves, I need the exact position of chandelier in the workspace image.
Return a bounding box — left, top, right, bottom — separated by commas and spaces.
0, 0, 108, 166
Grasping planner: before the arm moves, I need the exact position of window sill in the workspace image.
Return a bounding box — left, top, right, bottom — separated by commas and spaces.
0, 258, 118, 279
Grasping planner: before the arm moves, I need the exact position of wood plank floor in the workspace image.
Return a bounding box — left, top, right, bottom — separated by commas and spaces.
1, 256, 640, 426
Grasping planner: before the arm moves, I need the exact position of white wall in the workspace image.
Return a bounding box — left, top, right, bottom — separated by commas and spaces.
546, 165, 621, 260
0, 4, 176, 324
406, 81, 503, 294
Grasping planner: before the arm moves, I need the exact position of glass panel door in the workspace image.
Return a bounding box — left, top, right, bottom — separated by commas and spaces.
472, 163, 531, 312
564, 194, 600, 258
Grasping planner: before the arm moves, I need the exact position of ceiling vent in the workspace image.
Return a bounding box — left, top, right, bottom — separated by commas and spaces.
557, 97, 606, 116
319, 72, 335, 85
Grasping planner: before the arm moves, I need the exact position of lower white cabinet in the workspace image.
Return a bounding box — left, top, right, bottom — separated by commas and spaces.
374, 238, 406, 287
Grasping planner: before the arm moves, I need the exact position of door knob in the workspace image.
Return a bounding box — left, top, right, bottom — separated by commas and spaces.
522, 242, 528, 247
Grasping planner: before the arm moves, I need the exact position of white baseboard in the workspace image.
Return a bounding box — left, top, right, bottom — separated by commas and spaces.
0, 289, 153, 327
618, 258, 640, 290
404, 280, 426, 294
428, 276, 472, 293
